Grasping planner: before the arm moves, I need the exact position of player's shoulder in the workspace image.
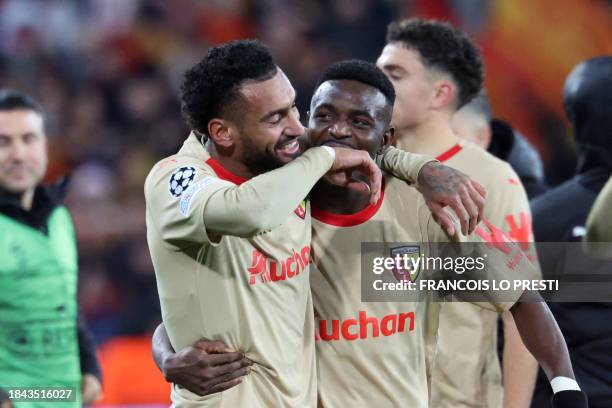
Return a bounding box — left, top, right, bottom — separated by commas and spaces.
460, 143, 514, 175
459, 142, 523, 190
146, 153, 215, 187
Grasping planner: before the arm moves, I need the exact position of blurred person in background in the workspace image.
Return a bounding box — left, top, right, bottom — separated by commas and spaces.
452, 91, 548, 199
376, 18, 541, 408
0, 90, 102, 407
530, 56, 612, 408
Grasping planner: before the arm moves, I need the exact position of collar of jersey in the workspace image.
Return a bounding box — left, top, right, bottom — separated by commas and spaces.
311, 184, 385, 227
205, 158, 248, 185
436, 143, 463, 162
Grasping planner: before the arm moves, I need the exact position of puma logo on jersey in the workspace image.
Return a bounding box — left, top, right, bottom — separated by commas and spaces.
476, 216, 537, 269
247, 246, 311, 285
475, 218, 513, 255
315, 310, 415, 341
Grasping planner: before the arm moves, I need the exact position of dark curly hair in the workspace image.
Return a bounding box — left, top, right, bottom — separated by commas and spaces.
181, 40, 277, 136
316, 59, 396, 106
386, 18, 483, 109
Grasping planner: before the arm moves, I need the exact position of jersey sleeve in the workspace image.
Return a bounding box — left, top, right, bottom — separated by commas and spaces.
145, 147, 334, 247
376, 146, 437, 185
585, 176, 612, 257
420, 204, 531, 313
483, 163, 541, 274
145, 158, 235, 247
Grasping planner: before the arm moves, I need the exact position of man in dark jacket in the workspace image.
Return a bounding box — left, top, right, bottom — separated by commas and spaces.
530, 56, 612, 408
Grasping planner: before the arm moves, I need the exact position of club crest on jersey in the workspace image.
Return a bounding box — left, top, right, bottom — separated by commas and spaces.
168, 166, 197, 198
390, 245, 420, 282
294, 201, 306, 219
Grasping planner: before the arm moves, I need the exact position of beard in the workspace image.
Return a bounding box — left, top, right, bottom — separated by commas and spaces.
238, 133, 299, 175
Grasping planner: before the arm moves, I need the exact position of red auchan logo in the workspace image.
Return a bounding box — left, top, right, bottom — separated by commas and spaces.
315, 310, 415, 341
247, 246, 311, 285
475, 213, 538, 266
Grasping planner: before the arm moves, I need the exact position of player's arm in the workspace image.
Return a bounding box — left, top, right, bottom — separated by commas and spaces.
508, 296, 588, 407
151, 323, 251, 396
146, 147, 381, 244
378, 146, 486, 236
501, 311, 537, 408
204, 146, 381, 235
488, 170, 539, 408
428, 217, 587, 407
584, 175, 612, 258
470, 232, 587, 407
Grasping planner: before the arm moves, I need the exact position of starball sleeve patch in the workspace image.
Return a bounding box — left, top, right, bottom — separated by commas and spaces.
168, 166, 197, 198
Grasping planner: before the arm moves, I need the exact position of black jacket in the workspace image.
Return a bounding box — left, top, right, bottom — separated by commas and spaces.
488, 119, 547, 199
530, 56, 612, 408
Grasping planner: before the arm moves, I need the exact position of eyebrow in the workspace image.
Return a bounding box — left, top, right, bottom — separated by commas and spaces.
381, 64, 407, 74
315, 103, 375, 120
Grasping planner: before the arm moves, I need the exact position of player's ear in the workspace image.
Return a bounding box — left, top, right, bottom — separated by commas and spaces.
377, 127, 394, 154
207, 118, 235, 148
431, 79, 455, 110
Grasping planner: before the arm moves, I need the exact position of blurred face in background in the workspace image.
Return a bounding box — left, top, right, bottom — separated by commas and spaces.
0, 109, 47, 195
377, 43, 436, 131
220, 69, 305, 174
451, 108, 491, 149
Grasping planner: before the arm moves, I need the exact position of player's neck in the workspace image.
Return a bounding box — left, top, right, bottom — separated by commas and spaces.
311, 180, 372, 215
394, 119, 459, 158
206, 144, 258, 180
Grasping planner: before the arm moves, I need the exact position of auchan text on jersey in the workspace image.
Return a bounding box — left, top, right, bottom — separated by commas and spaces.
316, 310, 415, 341
247, 246, 311, 285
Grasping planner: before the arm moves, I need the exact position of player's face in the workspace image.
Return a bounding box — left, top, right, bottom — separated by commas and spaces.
308, 80, 391, 157
0, 110, 47, 195
233, 69, 304, 173
377, 43, 435, 131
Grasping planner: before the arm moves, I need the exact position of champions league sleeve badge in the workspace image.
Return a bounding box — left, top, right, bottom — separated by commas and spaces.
168, 166, 197, 198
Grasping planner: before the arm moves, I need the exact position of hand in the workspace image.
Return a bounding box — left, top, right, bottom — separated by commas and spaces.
81, 373, 103, 406
162, 339, 252, 396
416, 162, 486, 236
326, 148, 382, 205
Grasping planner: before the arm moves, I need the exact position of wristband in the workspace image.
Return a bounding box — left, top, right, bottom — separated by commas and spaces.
551, 376, 581, 393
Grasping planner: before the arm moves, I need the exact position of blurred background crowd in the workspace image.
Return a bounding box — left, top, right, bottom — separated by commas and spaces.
0, 0, 610, 405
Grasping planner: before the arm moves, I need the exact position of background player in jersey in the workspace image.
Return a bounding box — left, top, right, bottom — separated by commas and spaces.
152, 59, 588, 408
375, 18, 539, 407
145, 40, 488, 407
